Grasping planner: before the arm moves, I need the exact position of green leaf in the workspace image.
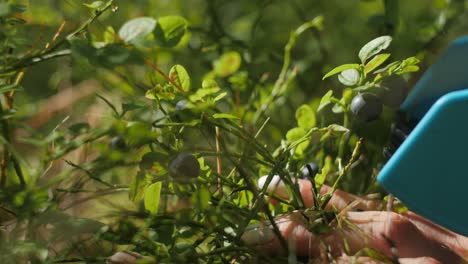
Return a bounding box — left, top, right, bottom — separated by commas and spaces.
9, 4, 26, 13
213, 51, 242, 77
129, 171, 147, 201
83, 1, 104, 9
214, 92, 227, 102
402, 56, 420, 66
396, 56, 420, 74
0, 3, 26, 16
144, 181, 162, 215
213, 113, 239, 119
103, 26, 116, 43
434, 0, 448, 9
286, 127, 309, 158
286, 127, 306, 142
358, 36, 392, 63
322, 64, 360, 80
315, 156, 332, 187
327, 124, 349, 133
399, 65, 419, 73
118, 17, 157, 43
0, 84, 23, 94
189, 81, 220, 102
295, 105, 316, 129
332, 103, 344, 114
67, 123, 90, 137
126, 122, 158, 146
0, 4, 8, 17
122, 101, 145, 114
317, 90, 333, 112
95, 43, 143, 67
191, 186, 210, 210
338, 69, 360, 86
146, 84, 176, 101
373, 60, 400, 75
154, 16, 188, 47
364, 53, 391, 74
169, 65, 191, 92
202, 79, 219, 89
353, 84, 373, 91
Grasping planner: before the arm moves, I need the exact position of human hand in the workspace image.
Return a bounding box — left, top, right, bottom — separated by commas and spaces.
242, 175, 468, 263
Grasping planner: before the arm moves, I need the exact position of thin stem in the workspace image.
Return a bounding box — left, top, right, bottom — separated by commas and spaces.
144, 58, 186, 94
0, 70, 26, 186
321, 139, 363, 209
215, 126, 223, 194
0, 0, 114, 74
252, 17, 322, 123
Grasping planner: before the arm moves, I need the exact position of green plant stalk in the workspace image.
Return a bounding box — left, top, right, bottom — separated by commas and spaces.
0, 0, 115, 74
338, 112, 350, 158
321, 138, 363, 209
0, 71, 25, 186
252, 16, 323, 123
221, 139, 289, 253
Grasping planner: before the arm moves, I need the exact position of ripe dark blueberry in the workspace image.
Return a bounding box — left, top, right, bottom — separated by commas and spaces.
300, 162, 319, 179
175, 100, 187, 110
378, 75, 408, 108
350, 92, 383, 122
169, 152, 200, 180
110, 136, 126, 150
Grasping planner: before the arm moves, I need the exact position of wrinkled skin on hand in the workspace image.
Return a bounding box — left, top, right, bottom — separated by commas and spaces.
242, 176, 468, 263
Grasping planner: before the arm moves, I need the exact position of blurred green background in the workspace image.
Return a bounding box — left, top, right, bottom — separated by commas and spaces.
18, 0, 468, 130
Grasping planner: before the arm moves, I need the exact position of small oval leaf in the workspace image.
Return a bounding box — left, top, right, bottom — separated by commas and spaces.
118, 17, 156, 43
154, 16, 188, 47
169, 64, 191, 92
338, 69, 360, 86
358, 36, 392, 63
213, 51, 242, 77
317, 90, 333, 112
364, 53, 391, 74
213, 113, 239, 119
144, 181, 162, 215
295, 105, 316, 129
322, 64, 360, 80
286, 127, 307, 142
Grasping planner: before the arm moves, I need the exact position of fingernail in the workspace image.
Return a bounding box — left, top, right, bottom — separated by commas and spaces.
241, 223, 276, 245
258, 175, 289, 198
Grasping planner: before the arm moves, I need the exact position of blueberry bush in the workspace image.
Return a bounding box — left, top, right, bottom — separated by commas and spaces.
0, 0, 467, 263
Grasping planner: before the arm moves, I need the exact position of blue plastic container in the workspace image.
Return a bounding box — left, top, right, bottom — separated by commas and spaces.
377, 36, 468, 236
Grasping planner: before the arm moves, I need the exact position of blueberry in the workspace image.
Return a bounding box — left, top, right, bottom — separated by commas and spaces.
378, 75, 408, 108
175, 100, 187, 110
110, 136, 126, 150
300, 162, 319, 179
350, 92, 383, 122
169, 152, 200, 180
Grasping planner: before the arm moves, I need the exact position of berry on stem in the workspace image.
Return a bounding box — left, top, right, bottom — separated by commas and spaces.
350, 92, 383, 122
169, 152, 200, 180
300, 162, 319, 180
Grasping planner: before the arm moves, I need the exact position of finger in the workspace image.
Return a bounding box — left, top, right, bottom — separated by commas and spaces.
335, 255, 388, 264
242, 210, 394, 257
403, 211, 468, 260
108, 251, 148, 264
258, 175, 381, 210
345, 211, 461, 262
242, 211, 461, 263
331, 255, 441, 264
398, 257, 442, 264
